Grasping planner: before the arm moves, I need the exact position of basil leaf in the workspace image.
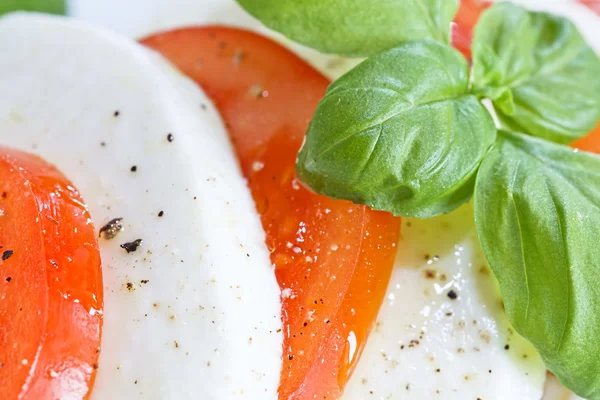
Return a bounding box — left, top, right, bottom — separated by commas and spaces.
296, 40, 496, 218
0, 0, 65, 15
472, 2, 600, 144
474, 129, 600, 398
236, 0, 458, 57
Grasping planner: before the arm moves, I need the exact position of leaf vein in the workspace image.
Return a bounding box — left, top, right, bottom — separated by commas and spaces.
508, 160, 532, 321
355, 123, 385, 184
544, 179, 571, 355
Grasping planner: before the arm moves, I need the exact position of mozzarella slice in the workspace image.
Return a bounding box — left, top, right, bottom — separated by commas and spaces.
343, 205, 546, 399
0, 13, 282, 400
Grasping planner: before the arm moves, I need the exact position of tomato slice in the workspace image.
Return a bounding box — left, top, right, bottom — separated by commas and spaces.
0, 147, 103, 400
453, 0, 492, 59
142, 29, 401, 398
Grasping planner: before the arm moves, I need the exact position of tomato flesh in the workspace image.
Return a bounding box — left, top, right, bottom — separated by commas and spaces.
142, 29, 401, 399
0, 147, 102, 400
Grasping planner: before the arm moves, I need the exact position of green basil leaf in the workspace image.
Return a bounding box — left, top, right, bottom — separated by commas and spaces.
296, 40, 496, 218
0, 0, 65, 15
474, 129, 600, 399
471, 2, 600, 144
235, 0, 458, 57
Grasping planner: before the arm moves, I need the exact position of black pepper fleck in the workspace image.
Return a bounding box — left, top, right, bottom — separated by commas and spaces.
158, 211, 164, 217
121, 239, 143, 253
130, 165, 137, 172
447, 290, 458, 300
99, 218, 123, 240
167, 133, 175, 142
2, 250, 14, 261
504, 344, 510, 350
113, 111, 120, 117
1, 192, 6, 199
140, 280, 149, 284
5, 277, 11, 282
288, 355, 293, 360
93, 363, 99, 369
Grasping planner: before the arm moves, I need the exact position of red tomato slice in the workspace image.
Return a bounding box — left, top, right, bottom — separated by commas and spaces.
453, 0, 492, 59
0, 147, 103, 400
142, 29, 401, 399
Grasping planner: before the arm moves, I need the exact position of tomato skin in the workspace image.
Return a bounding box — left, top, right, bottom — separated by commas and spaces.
0, 147, 102, 400
142, 28, 401, 399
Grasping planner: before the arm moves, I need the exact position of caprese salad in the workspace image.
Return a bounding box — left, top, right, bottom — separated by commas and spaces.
0, 1, 599, 400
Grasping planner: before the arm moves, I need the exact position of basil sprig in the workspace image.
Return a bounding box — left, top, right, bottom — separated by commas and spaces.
0, 0, 65, 15
475, 130, 600, 398
236, 0, 458, 56
472, 2, 600, 144
245, 0, 600, 395
297, 40, 496, 218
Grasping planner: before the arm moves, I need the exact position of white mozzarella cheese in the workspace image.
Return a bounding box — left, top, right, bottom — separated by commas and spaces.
343, 205, 547, 399
0, 13, 282, 400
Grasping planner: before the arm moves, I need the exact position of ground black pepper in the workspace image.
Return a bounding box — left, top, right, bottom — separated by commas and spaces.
2, 250, 13, 261
99, 218, 123, 240
121, 239, 143, 253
